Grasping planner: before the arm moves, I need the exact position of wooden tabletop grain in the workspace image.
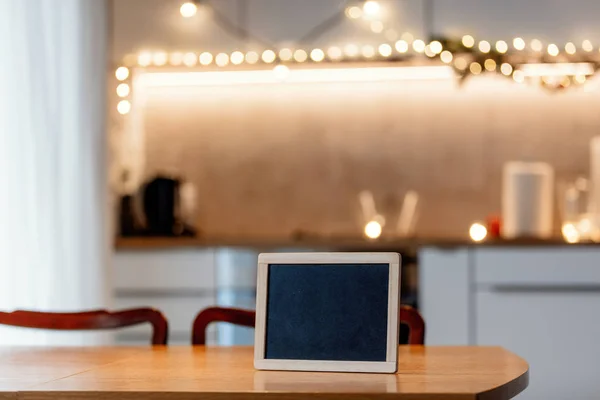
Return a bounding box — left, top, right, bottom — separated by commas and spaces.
0, 346, 528, 400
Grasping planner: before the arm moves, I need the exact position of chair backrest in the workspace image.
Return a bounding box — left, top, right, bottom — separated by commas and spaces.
191, 305, 425, 345
0, 308, 169, 345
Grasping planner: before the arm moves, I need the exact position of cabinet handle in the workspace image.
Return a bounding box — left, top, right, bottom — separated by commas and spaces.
486, 284, 600, 293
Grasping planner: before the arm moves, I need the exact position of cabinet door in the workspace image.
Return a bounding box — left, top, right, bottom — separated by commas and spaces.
477, 290, 600, 399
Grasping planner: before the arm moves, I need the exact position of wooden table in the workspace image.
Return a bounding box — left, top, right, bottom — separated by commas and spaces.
0, 346, 528, 400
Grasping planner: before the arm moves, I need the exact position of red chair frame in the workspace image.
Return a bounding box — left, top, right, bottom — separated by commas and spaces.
0, 308, 168, 345
192, 305, 424, 345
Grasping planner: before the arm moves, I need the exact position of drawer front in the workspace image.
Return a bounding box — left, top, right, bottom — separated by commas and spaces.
114, 249, 216, 290
474, 248, 600, 286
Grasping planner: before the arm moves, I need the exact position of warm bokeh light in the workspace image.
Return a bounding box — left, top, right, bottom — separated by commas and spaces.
362, 0, 380, 16
116, 83, 130, 97
262, 50, 276, 63
530, 39, 543, 52
495, 40, 508, 53
180, 2, 197, 18
294, 49, 308, 62
500, 63, 513, 76
272, 64, 290, 81
327, 46, 343, 60
370, 21, 384, 33
364, 220, 382, 239
401, 32, 414, 43
152, 52, 168, 66
484, 59, 496, 71
513, 70, 525, 83
378, 43, 392, 57
575, 74, 587, 84
547, 44, 559, 56
230, 51, 244, 65
424, 45, 435, 58
513, 37, 525, 50
429, 41, 443, 54
215, 53, 229, 67
245, 51, 259, 64
183, 52, 197, 66
478, 40, 491, 53
361, 45, 376, 58
582, 40, 593, 52
137, 52, 152, 67
562, 223, 580, 243
278, 48, 293, 61
117, 100, 131, 115
454, 57, 468, 70
440, 50, 453, 63
395, 40, 409, 53
412, 39, 425, 53
469, 223, 487, 242
115, 67, 129, 81
169, 52, 184, 66
565, 42, 576, 55
310, 48, 325, 62
345, 5, 362, 19
469, 62, 482, 75
462, 35, 475, 48
199, 52, 213, 65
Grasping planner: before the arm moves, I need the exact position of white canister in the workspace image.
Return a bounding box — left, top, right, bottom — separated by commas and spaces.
502, 161, 554, 239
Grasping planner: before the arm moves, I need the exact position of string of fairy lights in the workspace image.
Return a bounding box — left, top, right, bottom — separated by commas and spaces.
113, 0, 600, 116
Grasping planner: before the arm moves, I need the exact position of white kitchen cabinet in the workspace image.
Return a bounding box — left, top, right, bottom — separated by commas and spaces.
420, 246, 600, 399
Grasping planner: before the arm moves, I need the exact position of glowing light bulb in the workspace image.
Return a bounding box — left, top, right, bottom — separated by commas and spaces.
478, 40, 491, 53
565, 42, 576, 55
469, 62, 482, 75
262, 49, 276, 63
370, 21, 384, 33
412, 39, 425, 53
115, 67, 129, 81
183, 52, 197, 66
484, 59, 496, 71
310, 48, 325, 62
361, 45, 376, 58
454, 57, 468, 70
547, 44, 559, 56
293, 49, 308, 62
116, 83, 130, 97
363, 0, 380, 16
278, 48, 293, 61
429, 40, 443, 54
440, 50, 453, 63
500, 63, 513, 76
327, 46, 343, 60
462, 35, 475, 48
199, 52, 213, 65
378, 43, 392, 57
273, 64, 290, 81
530, 39, 543, 52
230, 51, 244, 65
469, 223, 487, 242
562, 223, 580, 243
215, 53, 229, 67
395, 40, 409, 53
582, 40, 593, 52
345, 5, 362, 19
364, 220, 382, 239
180, 2, 197, 18
152, 52, 168, 66
245, 51, 259, 64
513, 37, 525, 50
169, 52, 184, 66
513, 70, 525, 83
117, 100, 131, 115
495, 40, 508, 53
137, 52, 152, 67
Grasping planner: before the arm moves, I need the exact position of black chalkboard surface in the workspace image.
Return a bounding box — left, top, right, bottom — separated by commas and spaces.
254, 253, 401, 373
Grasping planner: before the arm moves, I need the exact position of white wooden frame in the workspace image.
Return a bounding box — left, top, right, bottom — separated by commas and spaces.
254, 252, 401, 373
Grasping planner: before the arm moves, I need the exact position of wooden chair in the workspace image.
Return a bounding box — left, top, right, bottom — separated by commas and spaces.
192, 305, 425, 345
0, 308, 169, 345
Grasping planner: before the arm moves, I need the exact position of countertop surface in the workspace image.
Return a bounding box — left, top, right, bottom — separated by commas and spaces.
0, 346, 529, 400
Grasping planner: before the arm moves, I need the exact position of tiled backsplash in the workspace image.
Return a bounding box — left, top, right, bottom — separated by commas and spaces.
137, 74, 600, 238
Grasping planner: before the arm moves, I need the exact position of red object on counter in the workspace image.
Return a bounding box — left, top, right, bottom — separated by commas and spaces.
487, 215, 501, 238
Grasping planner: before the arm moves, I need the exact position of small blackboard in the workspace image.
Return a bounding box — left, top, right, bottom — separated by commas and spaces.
254, 252, 401, 373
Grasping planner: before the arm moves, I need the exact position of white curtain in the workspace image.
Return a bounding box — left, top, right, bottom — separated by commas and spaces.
0, 0, 111, 345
